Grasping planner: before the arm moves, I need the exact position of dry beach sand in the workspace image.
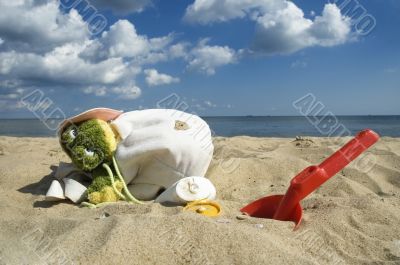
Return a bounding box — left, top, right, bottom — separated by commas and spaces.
0, 136, 399, 264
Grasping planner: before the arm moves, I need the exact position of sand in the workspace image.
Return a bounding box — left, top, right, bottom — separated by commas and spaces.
0, 136, 399, 265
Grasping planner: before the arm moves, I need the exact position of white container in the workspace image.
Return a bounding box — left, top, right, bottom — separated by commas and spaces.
63, 178, 87, 203
45, 180, 65, 201
155, 176, 216, 205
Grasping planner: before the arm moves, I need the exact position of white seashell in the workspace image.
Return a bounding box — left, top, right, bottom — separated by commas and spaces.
155, 176, 216, 205
63, 178, 87, 203
45, 180, 65, 201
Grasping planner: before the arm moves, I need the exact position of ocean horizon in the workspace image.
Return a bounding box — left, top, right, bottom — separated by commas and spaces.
1, 115, 399, 138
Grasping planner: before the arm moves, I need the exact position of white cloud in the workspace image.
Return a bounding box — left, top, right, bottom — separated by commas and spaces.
81, 20, 175, 65
90, 0, 152, 15
0, 43, 140, 85
83, 84, 141, 100
0, 0, 88, 52
83, 86, 107, 97
0, 0, 341, 112
144, 69, 180, 86
187, 39, 237, 75
169, 42, 190, 59
184, 0, 264, 24
87, 20, 150, 59
0, 0, 189, 104
184, 0, 352, 55
308, 4, 352, 47
110, 85, 141, 99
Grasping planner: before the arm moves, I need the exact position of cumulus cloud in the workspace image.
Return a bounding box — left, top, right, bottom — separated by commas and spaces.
187, 39, 237, 75
0, 0, 88, 53
82, 20, 175, 64
82, 86, 107, 96
0, 42, 141, 85
83, 84, 141, 99
169, 42, 190, 59
184, 0, 352, 55
0, 0, 191, 104
144, 69, 180, 86
90, 0, 152, 15
2, 0, 347, 113
254, 3, 351, 54
183, 0, 265, 24
98, 20, 150, 58
110, 85, 141, 99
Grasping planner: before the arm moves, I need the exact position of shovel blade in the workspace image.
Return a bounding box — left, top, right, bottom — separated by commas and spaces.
240, 195, 303, 228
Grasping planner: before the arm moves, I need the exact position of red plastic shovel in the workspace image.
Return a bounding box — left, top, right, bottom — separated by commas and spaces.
240, 129, 380, 229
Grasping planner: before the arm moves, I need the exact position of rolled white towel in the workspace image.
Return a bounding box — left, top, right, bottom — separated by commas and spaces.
155, 176, 216, 205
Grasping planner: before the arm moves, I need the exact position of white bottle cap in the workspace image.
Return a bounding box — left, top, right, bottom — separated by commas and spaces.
155, 176, 216, 205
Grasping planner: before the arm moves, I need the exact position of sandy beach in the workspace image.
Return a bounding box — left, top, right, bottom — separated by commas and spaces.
0, 135, 399, 265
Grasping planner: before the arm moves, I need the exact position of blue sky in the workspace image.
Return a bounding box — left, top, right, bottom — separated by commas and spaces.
0, 0, 399, 118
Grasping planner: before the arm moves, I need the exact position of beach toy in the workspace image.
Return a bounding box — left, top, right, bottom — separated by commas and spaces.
55, 107, 213, 207
60, 117, 142, 206
45, 180, 65, 201
155, 176, 216, 205
184, 199, 221, 217
240, 129, 380, 229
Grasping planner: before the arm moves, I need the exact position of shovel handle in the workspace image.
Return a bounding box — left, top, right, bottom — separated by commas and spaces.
291, 129, 379, 200
273, 129, 379, 221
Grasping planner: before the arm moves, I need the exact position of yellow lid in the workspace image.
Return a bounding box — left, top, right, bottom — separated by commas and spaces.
183, 200, 221, 217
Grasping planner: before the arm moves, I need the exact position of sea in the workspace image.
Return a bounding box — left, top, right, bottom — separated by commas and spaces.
0, 116, 399, 138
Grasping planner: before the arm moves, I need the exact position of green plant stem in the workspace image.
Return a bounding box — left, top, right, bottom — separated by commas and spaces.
102, 163, 126, 201
112, 156, 143, 204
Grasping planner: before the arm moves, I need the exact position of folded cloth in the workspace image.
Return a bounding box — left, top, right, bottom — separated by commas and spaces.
111, 109, 214, 200
46, 162, 90, 203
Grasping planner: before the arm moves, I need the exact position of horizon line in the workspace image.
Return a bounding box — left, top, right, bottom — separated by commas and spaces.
0, 114, 399, 120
